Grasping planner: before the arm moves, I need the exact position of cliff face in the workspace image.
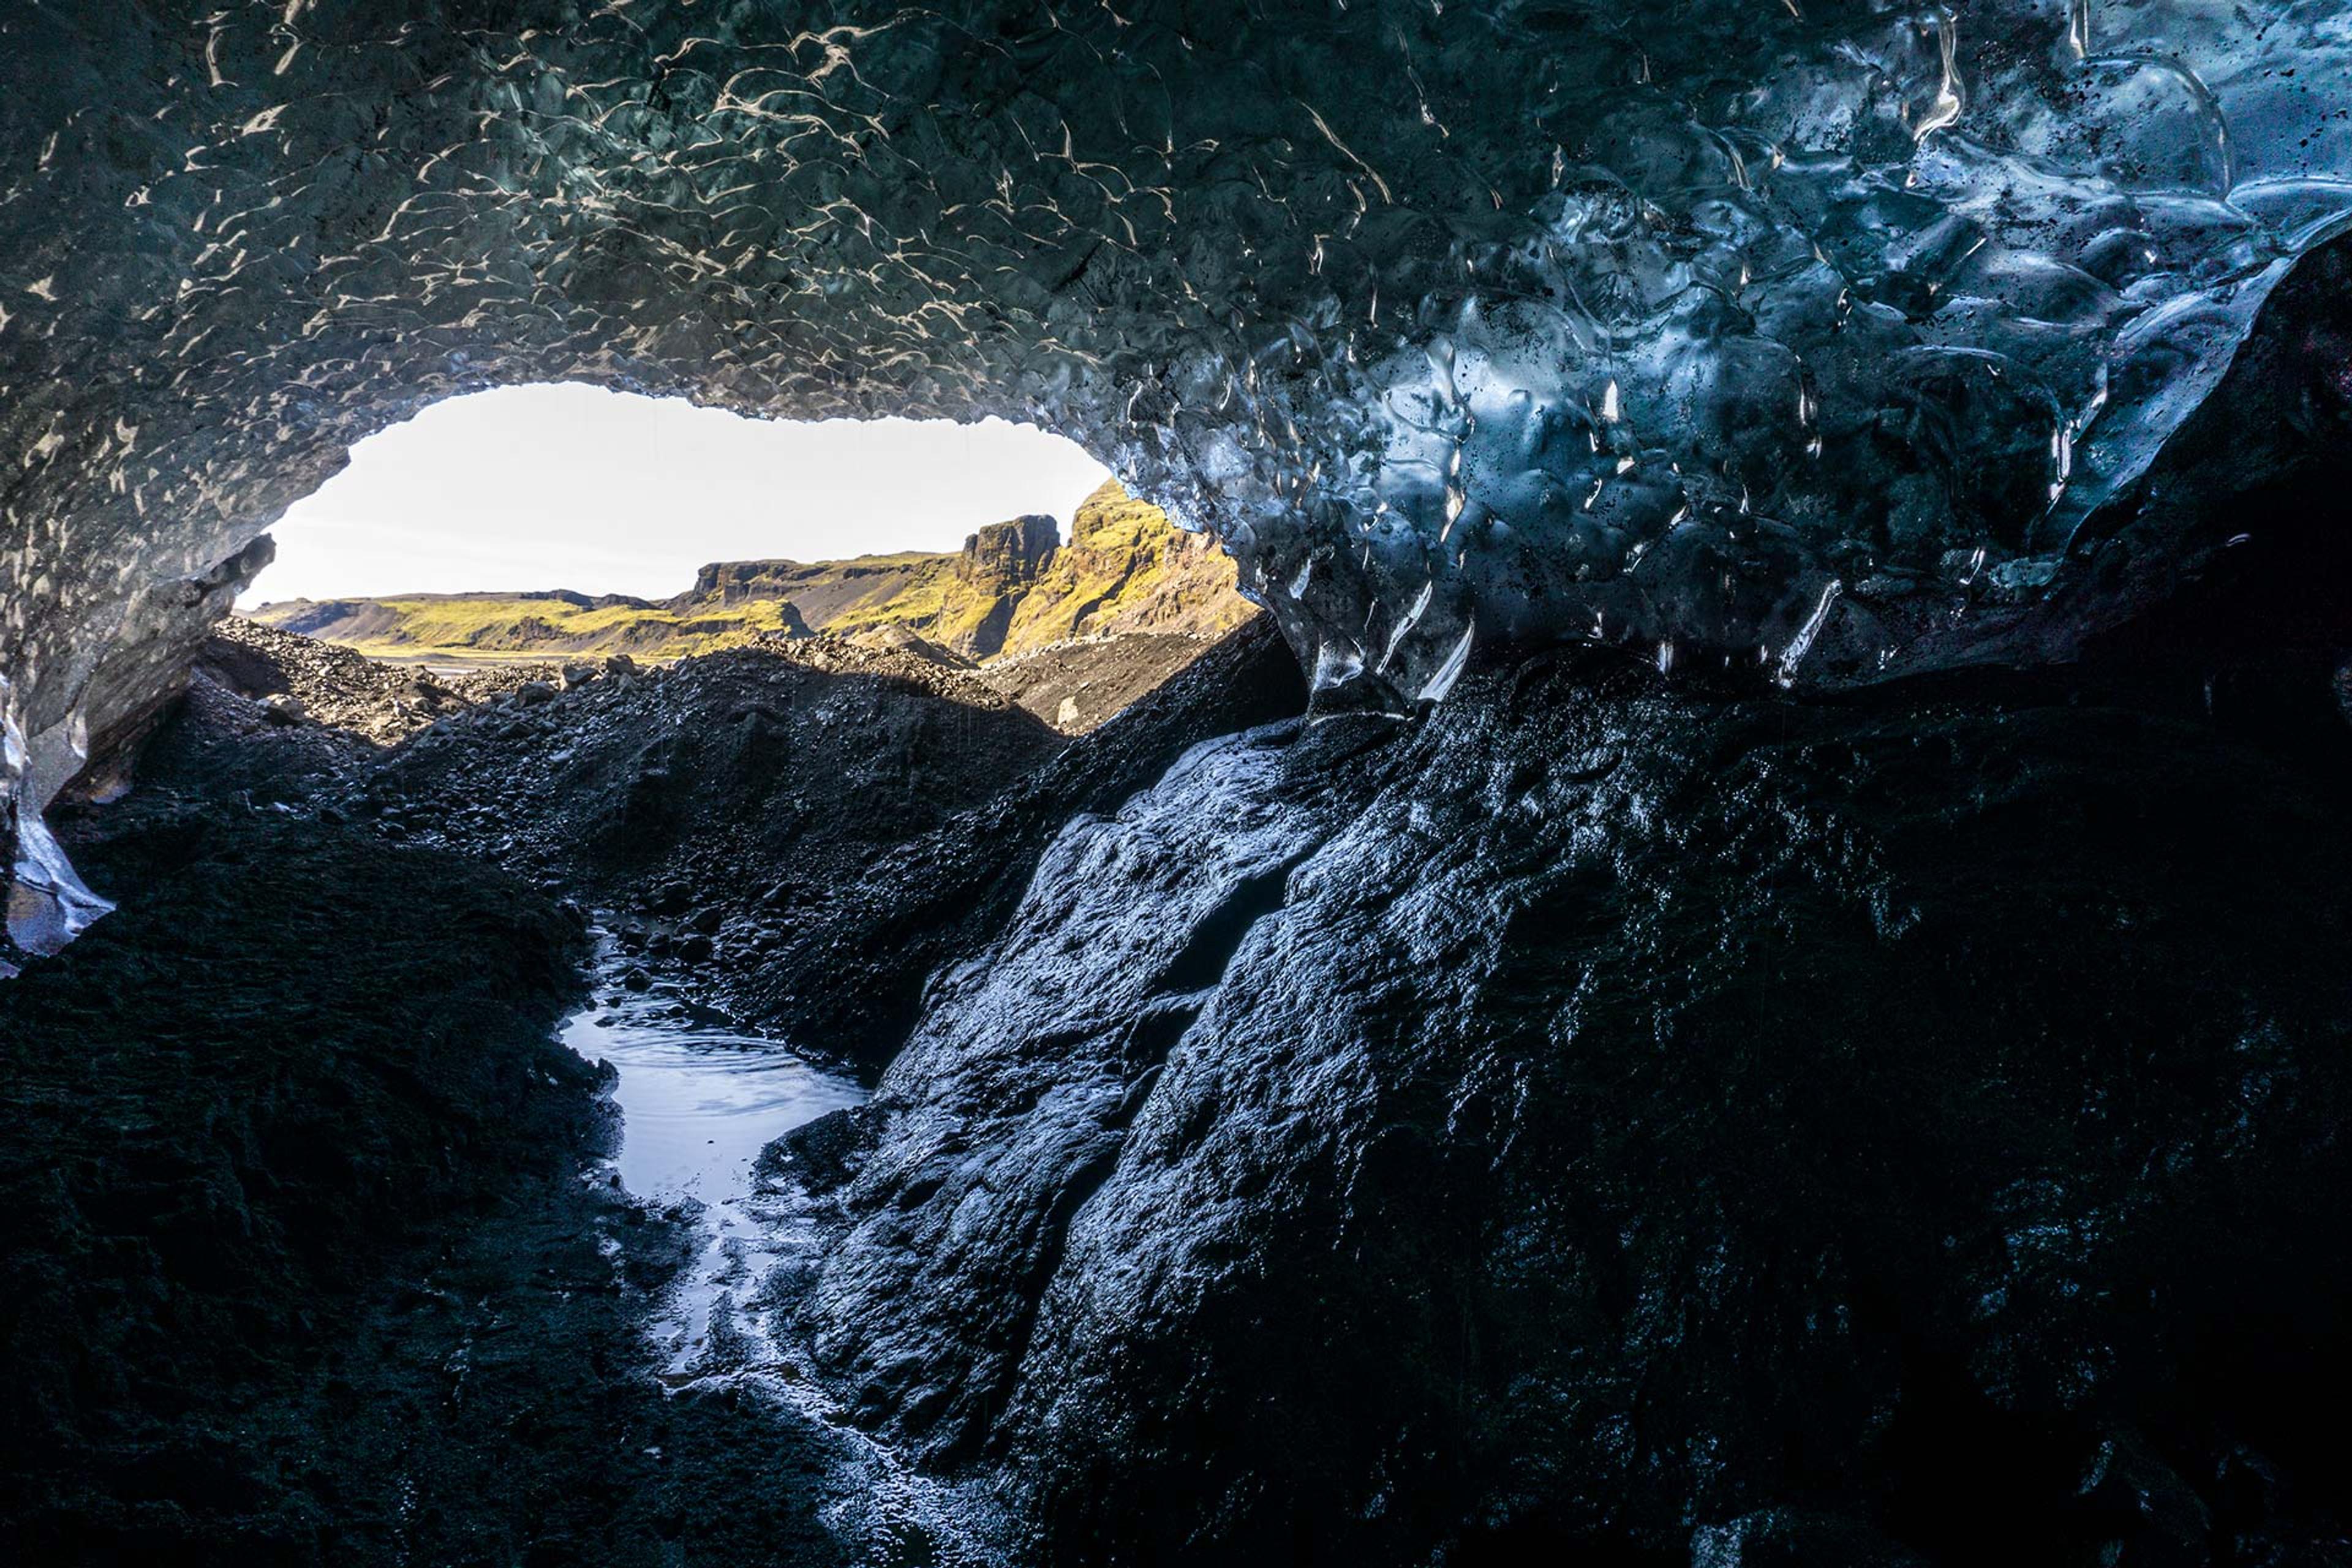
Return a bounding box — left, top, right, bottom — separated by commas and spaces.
815, 486, 1257, 660
1001, 482, 1263, 652
956, 514, 1059, 592
249, 484, 1259, 666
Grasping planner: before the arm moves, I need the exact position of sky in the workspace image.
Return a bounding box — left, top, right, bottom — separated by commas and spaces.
239, 383, 1112, 605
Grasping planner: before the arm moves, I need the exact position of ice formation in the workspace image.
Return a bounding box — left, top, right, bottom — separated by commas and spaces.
2, 677, 112, 956
3, 0, 2350, 911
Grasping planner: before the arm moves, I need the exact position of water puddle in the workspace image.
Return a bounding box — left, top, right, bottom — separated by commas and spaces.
560, 935, 865, 1382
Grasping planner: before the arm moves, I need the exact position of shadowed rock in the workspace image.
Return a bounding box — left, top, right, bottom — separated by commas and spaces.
791, 650, 2352, 1564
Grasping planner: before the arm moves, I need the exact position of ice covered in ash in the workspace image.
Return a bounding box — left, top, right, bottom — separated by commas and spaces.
2, 0, 2350, 902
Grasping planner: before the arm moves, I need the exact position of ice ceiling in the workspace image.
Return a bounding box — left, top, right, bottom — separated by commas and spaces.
5, 0, 2351, 936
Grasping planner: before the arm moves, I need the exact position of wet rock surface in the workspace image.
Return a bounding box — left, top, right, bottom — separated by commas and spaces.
0, 605, 1312, 1560
6, 1, 2351, 1557
789, 650, 2352, 1565
718, 617, 1311, 1062
3, 237, 2346, 1556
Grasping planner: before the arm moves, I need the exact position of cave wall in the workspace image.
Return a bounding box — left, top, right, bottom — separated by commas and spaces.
6, 0, 2352, 932
790, 657, 2352, 1563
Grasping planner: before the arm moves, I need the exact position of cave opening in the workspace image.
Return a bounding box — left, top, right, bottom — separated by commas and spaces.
237, 384, 1116, 608
0, 356, 1297, 1557
12, 378, 1264, 957
126, 379, 1268, 1390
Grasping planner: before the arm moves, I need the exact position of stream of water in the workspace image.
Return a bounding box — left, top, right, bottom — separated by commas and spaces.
559, 939, 867, 1383
557, 935, 1013, 1563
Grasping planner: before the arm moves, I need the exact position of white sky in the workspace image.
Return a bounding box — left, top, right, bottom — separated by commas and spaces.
239, 383, 1112, 605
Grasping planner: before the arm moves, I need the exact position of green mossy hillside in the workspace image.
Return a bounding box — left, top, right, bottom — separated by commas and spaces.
251, 483, 1255, 665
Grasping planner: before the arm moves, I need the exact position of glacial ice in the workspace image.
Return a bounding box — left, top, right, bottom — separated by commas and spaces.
2, 0, 2351, 911
2, 678, 112, 956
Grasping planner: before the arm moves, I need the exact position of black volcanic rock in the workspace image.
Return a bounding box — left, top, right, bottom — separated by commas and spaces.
717, 616, 1310, 1061
0, 803, 869, 1566
792, 650, 2352, 1565
7, 6, 2352, 1549
0, 809, 592, 1555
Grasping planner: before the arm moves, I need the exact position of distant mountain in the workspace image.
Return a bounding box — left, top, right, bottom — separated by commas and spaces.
249, 482, 1259, 665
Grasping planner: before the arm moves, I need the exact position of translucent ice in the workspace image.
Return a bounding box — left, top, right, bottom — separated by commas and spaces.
2, 679, 112, 954
0, 0, 2348, 875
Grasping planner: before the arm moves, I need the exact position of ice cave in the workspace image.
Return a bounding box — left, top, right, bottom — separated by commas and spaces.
3, 1, 2351, 1562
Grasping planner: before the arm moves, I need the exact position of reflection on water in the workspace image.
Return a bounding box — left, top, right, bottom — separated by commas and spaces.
560, 941, 865, 1382
559, 934, 1011, 1563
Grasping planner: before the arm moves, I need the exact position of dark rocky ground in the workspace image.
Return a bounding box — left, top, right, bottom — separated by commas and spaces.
0, 616, 1304, 1562
12, 619, 2352, 1566
7, 363, 2352, 1566
141, 615, 1307, 1066
0, 799, 884, 1566
10, 573, 2352, 1568
782, 647, 2352, 1566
